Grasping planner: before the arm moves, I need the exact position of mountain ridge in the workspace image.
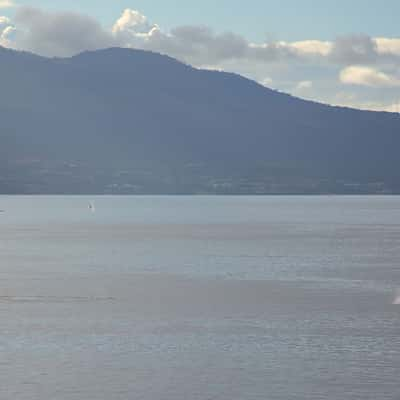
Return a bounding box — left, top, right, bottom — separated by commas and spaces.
0, 46, 399, 194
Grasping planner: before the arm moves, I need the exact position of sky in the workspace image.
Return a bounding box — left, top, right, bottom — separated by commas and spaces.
5, 0, 400, 41
1, 0, 400, 111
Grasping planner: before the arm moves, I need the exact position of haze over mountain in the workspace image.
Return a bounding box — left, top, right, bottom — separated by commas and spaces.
1, 45, 399, 194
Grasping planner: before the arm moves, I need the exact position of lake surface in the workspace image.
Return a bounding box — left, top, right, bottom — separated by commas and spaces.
1, 196, 399, 399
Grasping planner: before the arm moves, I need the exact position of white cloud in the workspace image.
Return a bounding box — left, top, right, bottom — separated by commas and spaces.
340, 66, 400, 88
375, 37, 400, 56
296, 80, 313, 90
0, 15, 9, 25
338, 101, 400, 113
112, 8, 159, 39
260, 77, 273, 87
3, 6, 400, 68
0, 0, 14, 9
386, 102, 400, 113
284, 40, 332, 56
0, 14, 14, 46
1, 6, 400, 112
13, 6, 116, 57
327, 91, 400, 112
1, 24, 15, 41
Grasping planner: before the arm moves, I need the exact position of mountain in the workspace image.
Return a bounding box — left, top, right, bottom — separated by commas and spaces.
1, 45, 399, 194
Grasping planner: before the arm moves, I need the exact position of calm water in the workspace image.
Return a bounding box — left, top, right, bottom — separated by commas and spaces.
1, 196, 399, 399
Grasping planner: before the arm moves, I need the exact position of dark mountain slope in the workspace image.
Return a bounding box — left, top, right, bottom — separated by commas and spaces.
0, 46, 399, 193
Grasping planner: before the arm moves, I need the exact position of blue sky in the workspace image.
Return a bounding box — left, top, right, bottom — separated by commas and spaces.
1, 1, 400, 111
6, 0, 400, 41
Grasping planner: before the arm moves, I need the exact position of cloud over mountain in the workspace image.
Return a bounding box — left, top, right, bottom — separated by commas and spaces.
3, 6, 398, 65
1, 6, 399, 112
340, 66, 400, 88
13, 6, 116, 57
